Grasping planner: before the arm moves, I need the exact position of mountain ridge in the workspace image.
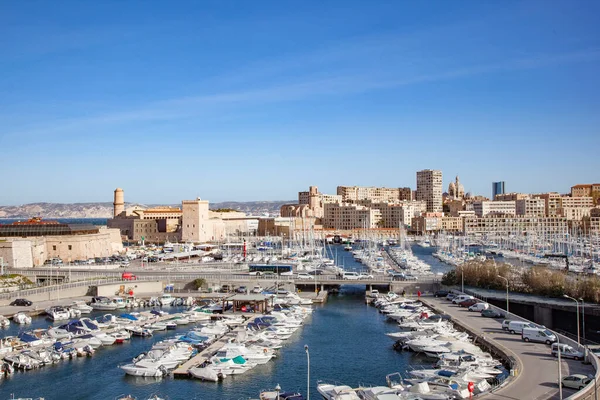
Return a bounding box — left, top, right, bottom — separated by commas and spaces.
0, 200, 293, 219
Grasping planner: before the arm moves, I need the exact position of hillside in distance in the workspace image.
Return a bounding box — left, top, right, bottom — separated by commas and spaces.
0, 200, 292, 219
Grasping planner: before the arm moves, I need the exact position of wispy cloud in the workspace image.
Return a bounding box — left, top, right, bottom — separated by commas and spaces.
3, 47, 599, 141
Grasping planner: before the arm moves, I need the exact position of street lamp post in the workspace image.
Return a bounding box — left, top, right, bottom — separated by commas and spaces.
563, 295, 580, 345
461, 267, 464, 293
497, 276, 509, 316
579, 298, 585, 344
556, 332, 563, 400
304, 344, 310, 400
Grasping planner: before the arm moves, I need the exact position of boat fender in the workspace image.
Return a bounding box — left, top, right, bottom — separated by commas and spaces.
263, 348, 268, 354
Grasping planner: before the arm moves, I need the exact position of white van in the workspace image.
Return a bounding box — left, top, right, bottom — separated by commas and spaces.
508, 321, 536, 334
342, 272, 360, 280
452, 295, 474, 304
551, 343, 584, 360
468, 302, 490, 312
522, 327, 557, 344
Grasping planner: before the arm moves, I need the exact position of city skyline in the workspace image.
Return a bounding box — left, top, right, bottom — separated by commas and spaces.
1, 1, 600, 205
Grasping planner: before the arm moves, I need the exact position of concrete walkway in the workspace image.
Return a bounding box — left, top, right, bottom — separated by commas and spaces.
421, 297, 594, 400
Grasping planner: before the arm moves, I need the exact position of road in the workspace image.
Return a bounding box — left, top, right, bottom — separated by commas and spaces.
421, 297, 595, 400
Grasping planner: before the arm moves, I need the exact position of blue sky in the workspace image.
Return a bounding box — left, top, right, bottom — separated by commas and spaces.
1, 1, 599, 205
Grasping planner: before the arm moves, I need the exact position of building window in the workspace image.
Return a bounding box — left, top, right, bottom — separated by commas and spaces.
53, 245, 56, 250
68, 245, 72, 250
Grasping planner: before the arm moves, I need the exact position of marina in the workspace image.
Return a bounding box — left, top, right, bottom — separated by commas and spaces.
0, 246, 449, 399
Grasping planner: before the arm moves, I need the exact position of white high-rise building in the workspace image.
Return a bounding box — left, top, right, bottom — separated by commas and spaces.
416, 169, 443, 212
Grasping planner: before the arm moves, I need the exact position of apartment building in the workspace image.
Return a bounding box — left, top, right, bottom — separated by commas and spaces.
411, 212, 443, 234
494, 192, 530, 201
571, 184, 600, 198
336, 186, 412, 202
352, 200, 427, 228
516, 198, 546, 217
442, 216, 464, 232
533, 193, 594, 219
323, 203, 381, 230
464, 215, 568, 236
299, 187, 342, 205
469, 201, 516, 217
416, 169, 443, 212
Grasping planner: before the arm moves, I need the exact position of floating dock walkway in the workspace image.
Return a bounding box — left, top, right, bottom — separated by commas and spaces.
172, 315, 259, 378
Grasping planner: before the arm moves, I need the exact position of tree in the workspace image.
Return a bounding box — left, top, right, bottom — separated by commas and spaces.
191, 278, 207, 290
441, 270, 457, 286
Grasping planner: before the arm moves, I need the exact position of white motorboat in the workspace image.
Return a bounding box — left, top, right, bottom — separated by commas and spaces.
171, 316, 190, 325
215, 343, 274, 365
422, 345, 453, 358
46, 306, 71, 321
189, 363, 227, 381
160, 293, 175, 306
317, 383, 361, 400
93, 331, 117, 346
208, 356, 255, 375
4, 353, 41, 370
47, 327, 73, 340
112, 297, 127, 309
120, 360, 168, 377
72, 334, 103, 349
126, 326, 153, 337
111, 330, 131, 344
13, 312, 32, 324
70, 300, 93, 314
145, 322, 168, 331
90, 296, 118, 311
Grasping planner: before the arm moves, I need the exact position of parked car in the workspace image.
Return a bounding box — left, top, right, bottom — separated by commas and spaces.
507, 320, 536, 334
468, 302, 490, 312
357, 273, 374, 279
501, 320, 512, 331
251, 285, 263, 294
561, 374, 592, 390
389, 272, 406, 281
452, 295, 474, 304
446, 293, 457, 301
308, 270, 324, 275
342, 272, 360, 280
121, 272, 137, 281
522, 328, 557, 345
458, 299, 478, 308
297, 273, 314, 280
10, 298, 32, 306
551, 343, 584, 360
434, 290, 449, 298
236, 286, 247, 294
481, 309, 504, 318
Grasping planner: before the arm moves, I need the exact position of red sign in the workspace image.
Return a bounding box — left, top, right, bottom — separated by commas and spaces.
468, 382, 475, 393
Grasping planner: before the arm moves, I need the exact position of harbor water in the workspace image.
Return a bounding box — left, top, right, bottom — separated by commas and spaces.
1, 245, 453, 399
